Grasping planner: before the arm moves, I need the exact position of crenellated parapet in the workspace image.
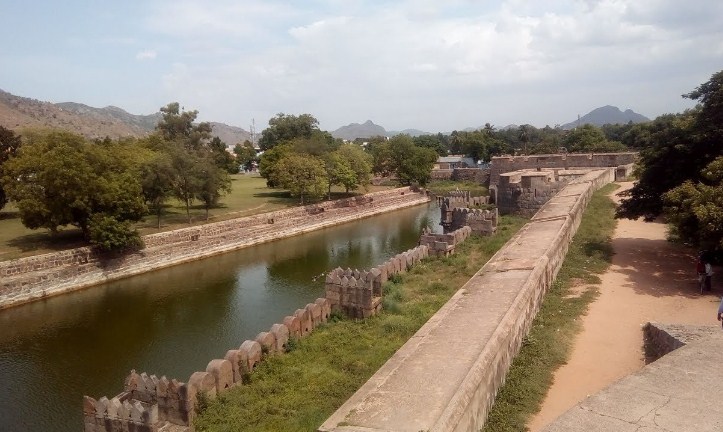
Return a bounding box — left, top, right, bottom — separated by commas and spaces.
324, 244, 430, 318
419, 226, 472, 257
450, 207, 498, 236
84, 298, 333, 432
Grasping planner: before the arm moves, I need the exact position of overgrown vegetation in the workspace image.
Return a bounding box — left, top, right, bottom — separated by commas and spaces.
483, 184, 618, 432
193, 215, 528, 432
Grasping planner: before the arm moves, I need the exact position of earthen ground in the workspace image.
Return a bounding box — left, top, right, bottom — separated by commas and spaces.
529, 182, 722, 431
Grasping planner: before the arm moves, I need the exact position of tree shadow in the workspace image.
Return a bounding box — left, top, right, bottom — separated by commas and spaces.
0, 211, 20, 221
583, 239, 615, 262
6, 229, 86, 253
610, 236, 716, 299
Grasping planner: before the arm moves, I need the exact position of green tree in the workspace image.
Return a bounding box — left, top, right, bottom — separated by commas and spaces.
618, 70, 723, 223
197, 158, 232, 220
140, 153, 175, 229
275, 154, 328, 204
413, 135, 447, 156
258, 113, 322, 151
324, 152, 356, 198
209, 136, 238, 173
233, 140, 257, 171
169, 146, 204, 224
258, 144, 293, 188
563, 124, 626, 152
664, 157, 723, 249
388, 135, 437, 186
1, 131, 147, 248
336, 143, 372, 192
0, 125, 22, 210
156, 102, 212, 148
367, 136, 393, 177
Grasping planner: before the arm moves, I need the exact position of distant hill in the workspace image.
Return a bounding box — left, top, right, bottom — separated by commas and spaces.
332, 120, 387, 140
0, 89, 251, 145
208, 122, 252, 147
561, 105, 649, 130
387, 128, 430, 137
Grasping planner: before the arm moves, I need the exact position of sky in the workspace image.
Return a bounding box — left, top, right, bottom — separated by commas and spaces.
1, 0, 722, 133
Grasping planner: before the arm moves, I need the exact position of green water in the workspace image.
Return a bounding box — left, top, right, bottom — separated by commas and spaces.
0, 204, 439, 432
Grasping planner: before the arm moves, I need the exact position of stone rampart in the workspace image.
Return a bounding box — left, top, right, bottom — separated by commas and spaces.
492, 169, 591, 216
0, 187, 430, 310
319, 168, 615, 432
489, 152, 637, 185
85, 224, 472, 432
325, 226, 472, 319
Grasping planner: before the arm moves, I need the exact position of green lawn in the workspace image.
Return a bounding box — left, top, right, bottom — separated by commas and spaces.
0, 174, 392, 261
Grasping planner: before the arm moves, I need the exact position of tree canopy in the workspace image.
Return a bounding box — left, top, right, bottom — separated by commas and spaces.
258, 113, 326, 151
0, 125, 22, 210
617, 70, 723, 251
1, 130, 148, 250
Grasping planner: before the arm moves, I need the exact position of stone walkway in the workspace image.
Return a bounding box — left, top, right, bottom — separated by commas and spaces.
542, 330, 723, 432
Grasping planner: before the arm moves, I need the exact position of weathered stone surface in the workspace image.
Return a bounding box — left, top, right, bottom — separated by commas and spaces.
295, 308, 313, 337
206, 359, 234, 392
223, 350, 243, 384
270, 323, 290, 352
255, 331, 277, 354
283, 315, 301, 339
315, 298, 331, 321
238, 340, 262, 373
187, 371, 216, 408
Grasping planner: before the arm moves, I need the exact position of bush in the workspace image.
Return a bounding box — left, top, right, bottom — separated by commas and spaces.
88, 214, 144, 252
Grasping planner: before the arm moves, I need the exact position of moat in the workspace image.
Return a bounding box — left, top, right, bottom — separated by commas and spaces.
0, 203, 439, 432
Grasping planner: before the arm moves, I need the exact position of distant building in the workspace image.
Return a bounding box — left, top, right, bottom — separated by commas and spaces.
434, 155, 476, 170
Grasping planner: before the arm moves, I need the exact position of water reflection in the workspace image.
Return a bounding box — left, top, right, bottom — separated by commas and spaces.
0, 203, 439, 432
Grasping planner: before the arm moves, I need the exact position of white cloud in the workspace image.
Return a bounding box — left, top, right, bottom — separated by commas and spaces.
136, 49, 157, 60
144, 0, 723, 131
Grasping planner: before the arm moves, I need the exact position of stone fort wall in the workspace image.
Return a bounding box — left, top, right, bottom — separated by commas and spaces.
320, 168, 616, 432
0, 187, 430, 310
84, 224, 475, 432
489, 152, 637, 185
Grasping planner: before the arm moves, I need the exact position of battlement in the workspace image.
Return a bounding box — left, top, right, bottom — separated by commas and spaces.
489, 152, 637, 185
438, 191, 497, 235
491, 168, 598, 216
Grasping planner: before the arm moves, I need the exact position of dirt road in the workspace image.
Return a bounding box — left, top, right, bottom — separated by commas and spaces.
529, 182, 721, 431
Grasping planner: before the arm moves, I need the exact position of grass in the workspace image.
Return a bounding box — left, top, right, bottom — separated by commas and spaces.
0, 174, 392, 261
482, 183, 619, 432
193, 215, 529, 432
427, 179, 489, 196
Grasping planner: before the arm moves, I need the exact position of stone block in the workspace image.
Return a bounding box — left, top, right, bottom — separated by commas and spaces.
83, 395, 97, 416
270, 323, 290, 352
206, 359, 234, 393
295, 308, 313, 337
283, 315, 301, 339
306, 302, 322, 328
224, 350, 242, 384
238, 340, 262, 373
255, 331, 277, 354
315, 298, 331, 321
187, 371, 217, 408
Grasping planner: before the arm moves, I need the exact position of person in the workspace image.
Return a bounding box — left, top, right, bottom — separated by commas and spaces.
718, 296, 723, 329
705, 261, 713, 292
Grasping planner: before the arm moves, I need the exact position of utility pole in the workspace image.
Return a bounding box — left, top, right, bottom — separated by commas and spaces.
250, 118, 257, 149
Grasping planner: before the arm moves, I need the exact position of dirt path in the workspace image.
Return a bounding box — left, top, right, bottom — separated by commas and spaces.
529, 182, 722, 431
